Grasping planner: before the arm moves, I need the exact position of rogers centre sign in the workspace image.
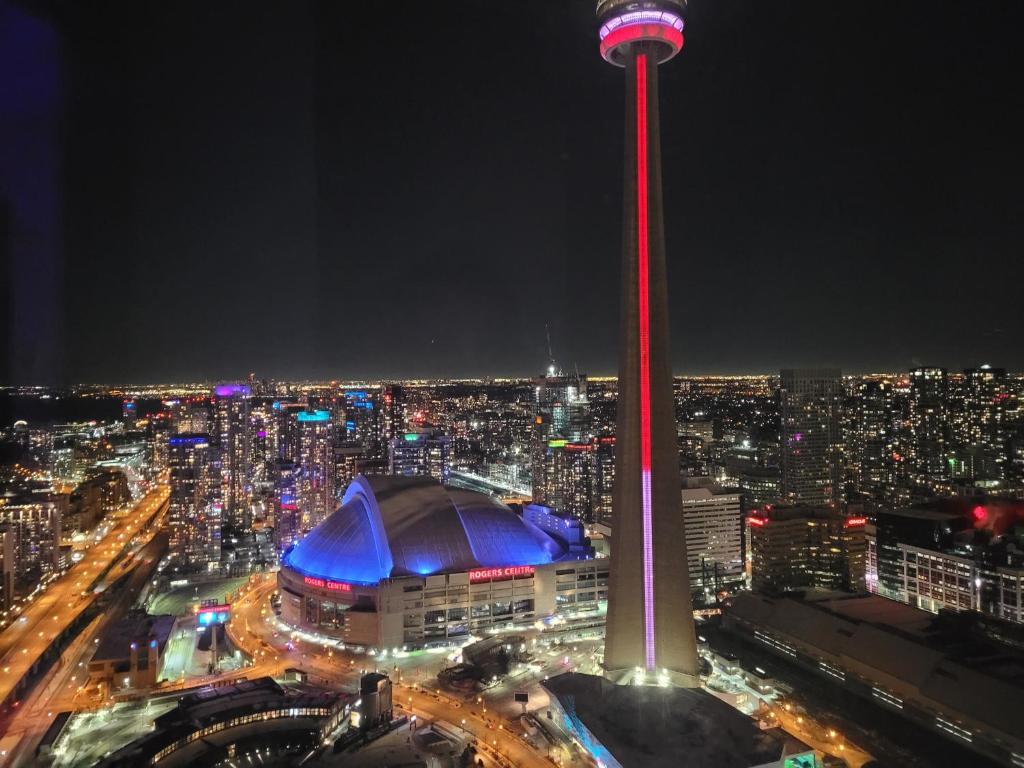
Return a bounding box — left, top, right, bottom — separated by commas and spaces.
469, 566, 536, 583
303, 576, 352, 592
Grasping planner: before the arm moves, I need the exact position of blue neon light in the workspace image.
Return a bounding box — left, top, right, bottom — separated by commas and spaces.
169, 436, 208, 446
296, 410, 331, 423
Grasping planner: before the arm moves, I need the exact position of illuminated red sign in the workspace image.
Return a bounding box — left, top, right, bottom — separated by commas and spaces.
303, 576, 352, 592
469, 566, 535, 583
844, 517, 867, 528
748, 517, 767, 527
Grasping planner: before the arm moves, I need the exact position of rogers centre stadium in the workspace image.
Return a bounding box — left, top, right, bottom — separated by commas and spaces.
277, 475, 604, 650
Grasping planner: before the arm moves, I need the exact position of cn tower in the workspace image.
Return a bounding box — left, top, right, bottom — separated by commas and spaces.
598, 0, 700, 686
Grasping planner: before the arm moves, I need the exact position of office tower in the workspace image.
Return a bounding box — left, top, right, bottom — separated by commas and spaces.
780, 368, 842, 506
213, 384, 252, 531
295, 410, 335, 531
389, 428, 450, 483
598, 0, 699, 685
748, 506, 866, 593
168, 434, 219, 570
531, 369, 590, 502
680, 484, 743, 598
907, 367, 949, 486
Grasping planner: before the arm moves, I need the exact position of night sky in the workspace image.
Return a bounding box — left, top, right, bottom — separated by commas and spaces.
2, 0, 1022, 384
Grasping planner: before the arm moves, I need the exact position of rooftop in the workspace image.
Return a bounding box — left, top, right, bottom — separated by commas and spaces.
727, 592, 1024, 739
283, 475, 572, 584
543, 672, 794, 768
93, 613, 175, 662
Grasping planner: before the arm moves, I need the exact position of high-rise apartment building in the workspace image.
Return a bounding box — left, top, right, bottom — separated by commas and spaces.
343, 391, 381, 457
908, 367, 949, 485
294, 410, 335, 532
272, 460, 301, 555
780, 369, 842, 506
680, 484, 743, 598
212, 384, 252, 531
380, 385, 406, 451
533, 437, 616, 524
0, 490, 63, 585
0, 525, 14, 616
168, 434, 219, 571
853, 379, 894, 499
389, 428, 450, 483
531, 370, 590, 504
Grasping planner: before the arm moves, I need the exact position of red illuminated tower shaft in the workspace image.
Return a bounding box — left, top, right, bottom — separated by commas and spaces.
599, 1, 700, 686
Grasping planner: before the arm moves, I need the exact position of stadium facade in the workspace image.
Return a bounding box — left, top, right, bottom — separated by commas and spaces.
277, 475, 601, 650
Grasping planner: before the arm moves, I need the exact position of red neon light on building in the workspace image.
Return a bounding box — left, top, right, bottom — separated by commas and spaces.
600, 24, 684, 64
469, 565, 536, 583
748, 517, 767, 527
636, 52, 656, 674
565, 443, 594, 453
303, 576, 352, 592
844, 517, 867, 528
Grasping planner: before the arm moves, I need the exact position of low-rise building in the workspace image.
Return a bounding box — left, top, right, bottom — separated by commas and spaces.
723, 591, 1024, 767
87, 613, 175, 691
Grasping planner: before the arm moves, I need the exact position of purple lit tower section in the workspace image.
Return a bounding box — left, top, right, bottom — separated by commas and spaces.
598, 0, 700, 686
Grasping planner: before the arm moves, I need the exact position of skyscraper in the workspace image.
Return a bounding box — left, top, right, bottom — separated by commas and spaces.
389, 427, 450, 483
908, 367, 948, 485
531, 368, 590, 503
380, 384, 406, 450
213, 384, 252, 531
598, 0, 699, 686
780, 368, 842, 506
680, 483, 743, 598
294, 410, 335, 531
168, 434, 219, 571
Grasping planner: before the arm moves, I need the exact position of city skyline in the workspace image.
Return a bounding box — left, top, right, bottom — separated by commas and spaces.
2, 2, 1023, 765
3, 0, 1023, 385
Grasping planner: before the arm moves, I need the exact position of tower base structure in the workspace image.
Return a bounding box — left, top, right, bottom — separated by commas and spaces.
601, 663, 701, 689
543, 672, 816, 768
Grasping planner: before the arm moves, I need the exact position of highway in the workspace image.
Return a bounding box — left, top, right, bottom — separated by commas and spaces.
0, 481, 169, 711
1, 530, 168, 768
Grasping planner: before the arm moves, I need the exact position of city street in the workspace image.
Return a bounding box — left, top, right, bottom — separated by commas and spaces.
0, 481, 170, 711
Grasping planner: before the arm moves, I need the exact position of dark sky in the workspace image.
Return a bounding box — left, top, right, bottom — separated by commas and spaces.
2, 0, 1023, 384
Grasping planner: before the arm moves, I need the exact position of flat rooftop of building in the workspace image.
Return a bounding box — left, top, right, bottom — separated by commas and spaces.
883, 506, 963, 521
727, 592, 1024, 739
93, 613, 175, 662
542, 672, 795, 768
801, 590, 935, 635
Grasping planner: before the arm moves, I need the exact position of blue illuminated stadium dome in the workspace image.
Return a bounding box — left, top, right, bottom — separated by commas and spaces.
282, 475, 567, 585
